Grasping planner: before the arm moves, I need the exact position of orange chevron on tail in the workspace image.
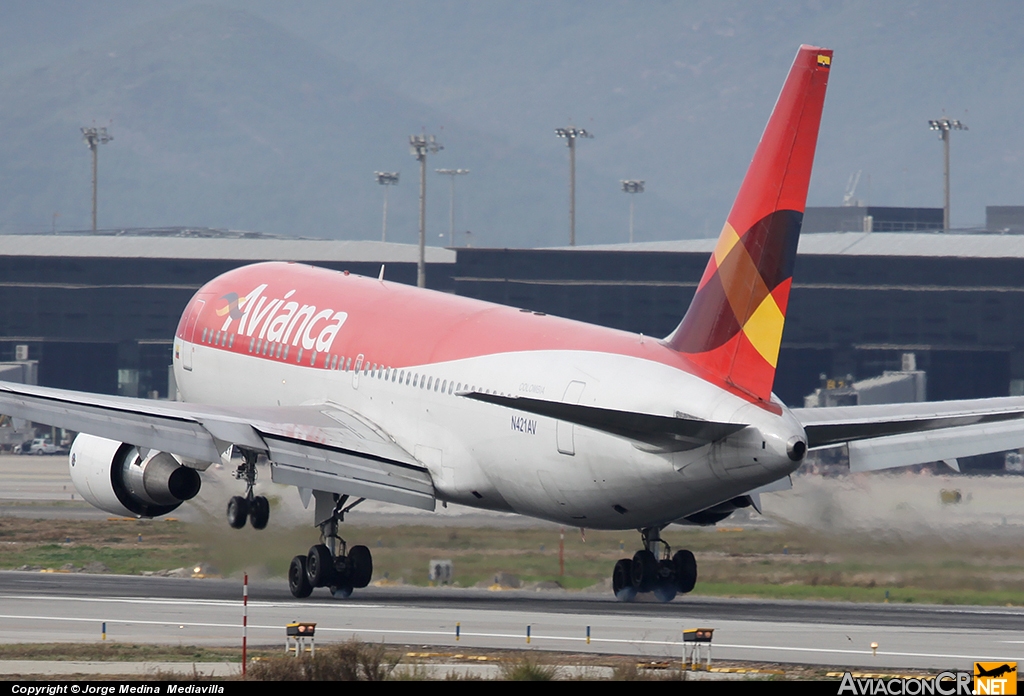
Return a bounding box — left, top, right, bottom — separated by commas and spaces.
665, 45, 832, 404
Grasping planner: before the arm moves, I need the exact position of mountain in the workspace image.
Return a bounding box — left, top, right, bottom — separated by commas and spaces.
1, 2, 1022, 245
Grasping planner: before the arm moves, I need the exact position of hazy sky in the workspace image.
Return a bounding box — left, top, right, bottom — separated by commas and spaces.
1, 1, 1019, 244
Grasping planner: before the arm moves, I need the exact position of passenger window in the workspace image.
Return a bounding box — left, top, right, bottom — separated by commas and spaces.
441, 380, 447, 393
229, 334, 234, 349
283, 344, 289, 360
311, 352, 317, 366
202, 328, 208, 342
249, 338, 254, 353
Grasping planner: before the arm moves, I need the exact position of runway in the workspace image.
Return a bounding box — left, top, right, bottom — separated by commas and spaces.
2, 455, 1023, 673
0, 571, 1021, 671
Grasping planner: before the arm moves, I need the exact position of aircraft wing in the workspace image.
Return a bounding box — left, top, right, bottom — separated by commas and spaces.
0, 381, 435, 510
792, 396, 1024, 472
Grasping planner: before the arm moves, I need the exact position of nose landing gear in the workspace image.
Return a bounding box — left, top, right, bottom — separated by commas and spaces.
288, 492, 374, 599
225, 449, 270, 530
611, 527, 697, 603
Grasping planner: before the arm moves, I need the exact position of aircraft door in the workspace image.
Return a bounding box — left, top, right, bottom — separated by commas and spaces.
556, 380, 586, 455
182, 299, 205, 372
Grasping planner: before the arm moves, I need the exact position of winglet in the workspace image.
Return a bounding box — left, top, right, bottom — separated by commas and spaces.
665, 46, 832, 403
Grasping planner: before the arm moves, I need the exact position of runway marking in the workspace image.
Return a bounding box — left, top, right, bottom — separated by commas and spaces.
0, 594, 388, 610
0, 613, 1019, 663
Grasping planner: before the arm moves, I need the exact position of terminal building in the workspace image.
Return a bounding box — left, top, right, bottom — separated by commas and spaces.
5, 222, 1024, 459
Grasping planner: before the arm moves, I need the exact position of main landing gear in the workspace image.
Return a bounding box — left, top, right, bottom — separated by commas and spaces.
611, 527, 696, 603
289, 493, 373, 599
226, 449, 270, 530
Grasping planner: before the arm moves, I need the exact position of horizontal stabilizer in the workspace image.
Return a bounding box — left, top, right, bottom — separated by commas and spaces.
463, 391, 746, 447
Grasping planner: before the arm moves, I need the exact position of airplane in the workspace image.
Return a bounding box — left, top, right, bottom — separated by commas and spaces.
3, 44, 1024, 602
975, 664, 1016, 679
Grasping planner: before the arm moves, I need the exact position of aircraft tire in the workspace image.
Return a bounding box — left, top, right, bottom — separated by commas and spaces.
306, 544, 333, 588
653, 560, 678, 602
631, 549, 658, 593
612, 558, 636, 601
288, 555, 313, 598
330, 584, 353, 599
348, 545, 373, 588
653, 580, 677, 603
248, 496, 270, 530
673, 549, 697, 593
226, 496, 249, 529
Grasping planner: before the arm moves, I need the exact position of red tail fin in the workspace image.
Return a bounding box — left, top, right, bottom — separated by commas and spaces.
665, 45, 832, 403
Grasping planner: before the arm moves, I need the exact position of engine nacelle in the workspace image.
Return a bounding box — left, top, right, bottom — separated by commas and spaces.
69, 433, 202, 518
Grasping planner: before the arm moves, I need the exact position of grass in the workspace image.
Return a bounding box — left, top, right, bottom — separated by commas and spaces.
0, 642, 828, 680
0, 643, 249, 662
2, 514, 1023, 605
246, 641, 398, 681
497, 656, 559, 681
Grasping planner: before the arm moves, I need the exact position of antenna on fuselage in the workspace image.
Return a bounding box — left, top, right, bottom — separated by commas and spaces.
378, 264, 385, 281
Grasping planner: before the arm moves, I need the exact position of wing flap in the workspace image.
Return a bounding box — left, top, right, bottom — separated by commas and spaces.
793, 396, 1024, 471
266, 433, 435, 511
848, 419, 1024, 472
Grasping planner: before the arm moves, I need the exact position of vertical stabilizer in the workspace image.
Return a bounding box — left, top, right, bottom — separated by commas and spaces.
665, 45, 832, 403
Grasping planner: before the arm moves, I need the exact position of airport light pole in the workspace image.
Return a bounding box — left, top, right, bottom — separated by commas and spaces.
81, 126, 112, 231
375, 171, 399, 242
555, 127, 593, 246
436, 168, 469, 246
410, 134, 443, 288
928, 118, 967, 230
620, 179, 645, 243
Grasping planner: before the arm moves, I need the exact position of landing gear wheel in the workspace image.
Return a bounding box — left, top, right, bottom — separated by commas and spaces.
612, 558, 637, 602
248, 496, 270, 530
306, 544, 333, 588
330, 584, 353, 599
348, 545, 373, 588
288, 555, 312, 598
673, 549, 697, 594
227, 496, 249, 529
631, 549, 658, 593
653, 560, 677, 602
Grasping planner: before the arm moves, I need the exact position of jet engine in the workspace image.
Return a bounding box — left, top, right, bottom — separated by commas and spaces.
69, 433, 202, 518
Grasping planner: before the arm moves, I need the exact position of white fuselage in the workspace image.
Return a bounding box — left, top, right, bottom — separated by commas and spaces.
174, 339, 805, 530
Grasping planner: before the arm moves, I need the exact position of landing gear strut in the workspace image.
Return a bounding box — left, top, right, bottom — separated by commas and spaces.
226, 449, 270, 530
288, 493, 373, 599
611, 526, 697, 603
